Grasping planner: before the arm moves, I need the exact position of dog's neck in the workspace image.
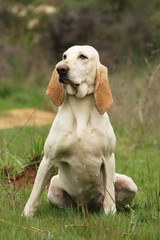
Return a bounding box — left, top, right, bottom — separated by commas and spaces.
63, 93, 97, 136
64, 82, 95, 99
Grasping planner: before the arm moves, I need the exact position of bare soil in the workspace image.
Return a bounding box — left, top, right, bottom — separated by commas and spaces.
0, 108, 56, 129
1, 154, 58, 190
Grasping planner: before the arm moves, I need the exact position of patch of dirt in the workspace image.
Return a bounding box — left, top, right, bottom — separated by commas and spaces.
1, 154, 58, 189
0, 108, 56, 129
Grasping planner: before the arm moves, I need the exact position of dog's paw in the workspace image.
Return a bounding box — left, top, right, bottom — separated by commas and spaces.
22, 204, 35, 218
104, 204, 116, 215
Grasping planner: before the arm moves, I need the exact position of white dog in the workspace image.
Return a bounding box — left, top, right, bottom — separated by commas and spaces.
24, 45, 137, 217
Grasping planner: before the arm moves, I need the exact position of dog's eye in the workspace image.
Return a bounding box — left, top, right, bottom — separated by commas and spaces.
79, 55, 88, 60
63, 55, 67, 60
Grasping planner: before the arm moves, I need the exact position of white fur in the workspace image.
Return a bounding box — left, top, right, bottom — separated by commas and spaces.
23, 45, 137, 217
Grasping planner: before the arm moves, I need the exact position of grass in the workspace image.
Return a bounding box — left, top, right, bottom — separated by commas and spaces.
0, 125, 49, 174
0, 66, 159, 239
0, 82, 46, 112
0, 122, 159, 240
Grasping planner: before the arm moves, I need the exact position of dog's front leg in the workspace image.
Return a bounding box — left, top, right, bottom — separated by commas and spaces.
103, 153, 116, 214
23, 156, 55, 217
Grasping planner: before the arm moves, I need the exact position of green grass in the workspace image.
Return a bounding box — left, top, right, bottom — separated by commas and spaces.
0, 123, 159, 240
0, 67, 159, 239
0, 82, 46, 112
0, 125, 50, 174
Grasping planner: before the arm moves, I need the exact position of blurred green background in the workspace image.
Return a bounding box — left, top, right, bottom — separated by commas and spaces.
0, 0, 160, 137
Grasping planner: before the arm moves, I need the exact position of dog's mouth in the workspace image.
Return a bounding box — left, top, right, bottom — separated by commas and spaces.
58, 76, 80, 87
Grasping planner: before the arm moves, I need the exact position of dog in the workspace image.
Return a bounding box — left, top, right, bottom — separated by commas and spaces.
23, 45, 137, 217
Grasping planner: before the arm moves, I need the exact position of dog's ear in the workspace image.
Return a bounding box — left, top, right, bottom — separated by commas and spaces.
46, 69, 65, 106
94, 64, 113, 115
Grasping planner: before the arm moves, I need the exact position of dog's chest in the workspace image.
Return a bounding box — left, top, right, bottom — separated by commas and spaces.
54, 126, 106, 160
45, 95, 116, 163
46, 107, 115, 162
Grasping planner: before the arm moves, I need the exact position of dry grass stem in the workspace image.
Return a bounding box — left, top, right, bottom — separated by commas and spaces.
0, 218, 46, 234
65, 224, 97, 229
1, 109, 37, 156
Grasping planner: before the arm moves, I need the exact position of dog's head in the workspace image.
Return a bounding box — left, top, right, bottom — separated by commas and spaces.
46, 45, 113, 115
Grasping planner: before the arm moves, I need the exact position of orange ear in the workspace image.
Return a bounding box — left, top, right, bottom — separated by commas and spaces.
94, 64, 113, 115
46, 69, 65, 106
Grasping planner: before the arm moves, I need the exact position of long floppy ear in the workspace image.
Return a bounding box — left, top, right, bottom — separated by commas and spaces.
46, 69, 65, 106
94, 64, 113, 115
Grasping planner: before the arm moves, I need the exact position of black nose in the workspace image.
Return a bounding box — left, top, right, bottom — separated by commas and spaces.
56, 65, 69, 76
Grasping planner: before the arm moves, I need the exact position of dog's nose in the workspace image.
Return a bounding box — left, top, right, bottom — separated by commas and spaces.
56, 65, 69, 75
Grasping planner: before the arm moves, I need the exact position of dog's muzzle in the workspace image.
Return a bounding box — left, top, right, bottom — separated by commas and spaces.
56, 65, 80, 87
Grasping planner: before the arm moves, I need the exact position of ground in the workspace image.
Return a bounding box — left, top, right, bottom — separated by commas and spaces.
0, 108, 56, 189
0, 108, 55, 129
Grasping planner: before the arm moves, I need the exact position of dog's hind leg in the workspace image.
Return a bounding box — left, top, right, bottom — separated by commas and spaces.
115, 173, 138, 204
48, 175, 76, 208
